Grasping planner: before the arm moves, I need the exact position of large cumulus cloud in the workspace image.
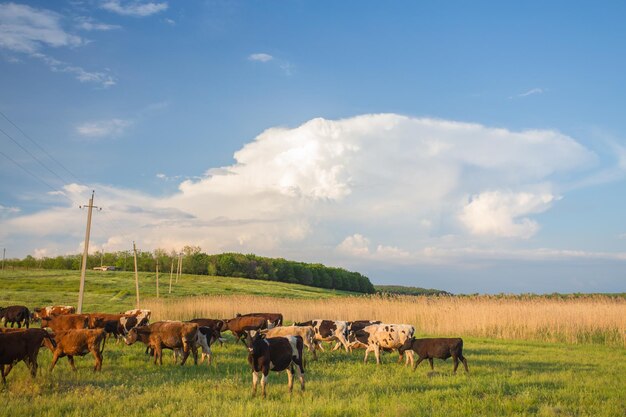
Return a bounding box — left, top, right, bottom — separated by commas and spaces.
0, 114, 609, 266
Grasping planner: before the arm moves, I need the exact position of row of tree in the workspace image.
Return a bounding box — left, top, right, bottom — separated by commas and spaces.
3, 248, 376, 294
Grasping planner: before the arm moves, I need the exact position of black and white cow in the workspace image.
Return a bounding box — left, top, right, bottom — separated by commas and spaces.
333, 320, 381, 352
350, 323, 415, 365
294, 320, 349, 352
246, 333, 305, 398
174, 326, 216, 365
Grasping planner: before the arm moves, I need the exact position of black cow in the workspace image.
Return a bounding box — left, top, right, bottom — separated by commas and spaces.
398, 337, 469, 373
0, 305, 31, 328
246, 333, 305, 398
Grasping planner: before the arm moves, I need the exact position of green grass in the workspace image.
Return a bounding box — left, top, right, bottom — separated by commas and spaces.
1, 269, 624, 416
0, 269, 355, 312
1, 336, 624, 417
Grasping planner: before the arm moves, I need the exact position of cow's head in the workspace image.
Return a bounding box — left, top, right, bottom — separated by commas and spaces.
124, 328, 139, 345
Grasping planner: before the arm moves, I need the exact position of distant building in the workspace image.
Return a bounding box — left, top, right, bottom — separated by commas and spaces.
93, 266, 116, 271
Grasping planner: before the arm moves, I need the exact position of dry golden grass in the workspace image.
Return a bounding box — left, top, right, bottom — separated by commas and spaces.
144, 294, 626, 347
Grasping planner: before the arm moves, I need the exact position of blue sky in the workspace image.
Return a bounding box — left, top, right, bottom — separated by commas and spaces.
1, 1, 625, 293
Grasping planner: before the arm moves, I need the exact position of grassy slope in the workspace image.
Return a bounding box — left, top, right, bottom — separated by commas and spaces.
0, 269, 355, 312
1, 337, 624, 417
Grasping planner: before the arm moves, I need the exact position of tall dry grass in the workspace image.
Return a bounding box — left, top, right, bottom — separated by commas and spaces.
143, 294, 626, 347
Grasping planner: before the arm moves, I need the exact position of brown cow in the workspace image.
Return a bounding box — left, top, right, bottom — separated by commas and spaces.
236, 312, 283, 327
222, 316, 268, 343
32, 305, 75, 321
49, 329, 107, 372
41, 314, 89, 332
0, 328, 55, 384
124, 321, 198, 366
398, 337, 469, 373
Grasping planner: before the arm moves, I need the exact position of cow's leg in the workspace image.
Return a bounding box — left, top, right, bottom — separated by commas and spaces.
405, 350, 414, 367
261, 370, 268, 398
252, 371, 259, 396
0, 365, 7, 386
190, 344, 198, 365
374, 345, 381, 365
179, 342, 191, 366
67, 355, 77, 371
460, 355, 469, 373
412, 356, 424, 371
331, 341, 342, 351
154, 345, 162, 365
428, 358, 434, 370
25, 318, 29, 329
286, 366, 294, 393
363, 346, 371, 363
3, 364, 13, 376
92, 348, 102, 371
294, 358, 305, 392
49, 351, 61, 371
452, 354, 459, 374
315, 340, 325, 352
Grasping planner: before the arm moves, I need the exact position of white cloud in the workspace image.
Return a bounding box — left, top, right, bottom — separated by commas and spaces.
75, 118, 132, 138
0, 205, 21, 217
76, 17, 121, 31
512, 88, 544, 99
0, 4, 116, 87
164, 18, 175, 26
248, 53, 273, 62
101, 1, 168, 17
2, 114, 615, 269
0, 3, 83, 53
459, 190, 556, 238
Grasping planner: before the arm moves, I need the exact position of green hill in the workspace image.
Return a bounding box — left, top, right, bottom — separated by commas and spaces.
0, 269, 357, 313
375, 284, 451, 296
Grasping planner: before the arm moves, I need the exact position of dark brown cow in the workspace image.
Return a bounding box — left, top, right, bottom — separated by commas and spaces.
246, 333, 305, 398
222, 316, 269, 343
236, 312, 283, 327
0, 328, 55, 384
124, 321, 199, 366
41, 314, 89, 332
49, 329, 107, 372
32, 305, 75, 321
87, 313, 134, 329
189, 318, 224, 345
398, 337, 469, 373
0, 305, 31, 328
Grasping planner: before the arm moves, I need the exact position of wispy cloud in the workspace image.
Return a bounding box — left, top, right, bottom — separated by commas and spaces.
31, 52, 116, 87
248, 53, 273, 62
0, 205, 21, 217
0, 3, 116, 87
101, 1, 168, 17
510, 88, 544, 99
0, 3, 83, 53
75, 118, 132, 139
248, 52, 294, 75
76, 17, 121, 31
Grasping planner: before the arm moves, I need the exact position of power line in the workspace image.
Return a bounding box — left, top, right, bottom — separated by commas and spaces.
0, 125, 71, 187
0, 110, 86, 187
0, 149, 62, 193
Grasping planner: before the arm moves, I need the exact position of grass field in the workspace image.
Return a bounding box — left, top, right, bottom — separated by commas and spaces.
1, 335, 624, 417
1, 269, 625, 416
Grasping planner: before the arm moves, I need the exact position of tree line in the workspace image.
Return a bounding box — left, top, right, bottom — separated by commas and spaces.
3, 247, 376, 294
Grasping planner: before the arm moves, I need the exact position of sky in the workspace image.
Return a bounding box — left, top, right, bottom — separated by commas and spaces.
1, 1, 625, 294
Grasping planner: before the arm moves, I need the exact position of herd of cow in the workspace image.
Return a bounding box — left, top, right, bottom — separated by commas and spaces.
0, 304, 469, 397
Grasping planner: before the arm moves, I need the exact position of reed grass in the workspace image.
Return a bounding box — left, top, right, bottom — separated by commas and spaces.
144, 294, 626, 347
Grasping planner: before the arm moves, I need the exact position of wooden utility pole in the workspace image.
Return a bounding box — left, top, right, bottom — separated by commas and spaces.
77, 191, 98, 314
156, 257, 160, 298
133, 241, 140, 307
1, 248, 5, 271
169, 257, 174, 294
176, 253, 182, 283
